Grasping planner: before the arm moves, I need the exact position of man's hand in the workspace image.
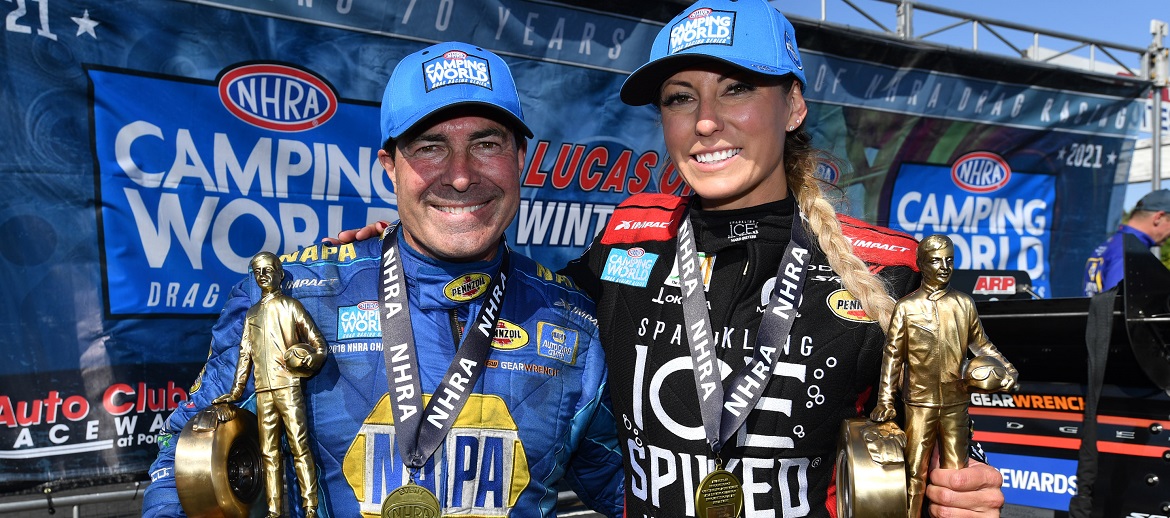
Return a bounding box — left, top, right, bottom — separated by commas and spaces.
926, 459, 1005, 517
321, 221, 388, 245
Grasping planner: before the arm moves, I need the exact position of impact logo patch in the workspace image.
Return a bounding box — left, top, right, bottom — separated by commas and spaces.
343, 394, 529, 517
444, 273, 491, 302
951, 151, 1011, 193
827, 289, 874, 323
423, 51, 491, 91
491, 320, 529, 350
601, 247, 658, 287
536, 322, 578, 364
218, 63, 338, 132
669, 8, 734, 54
338, 300, 381, 340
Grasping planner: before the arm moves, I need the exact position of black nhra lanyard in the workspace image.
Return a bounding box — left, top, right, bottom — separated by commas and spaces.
378, 227, 510, 471
676, 205, 811, 456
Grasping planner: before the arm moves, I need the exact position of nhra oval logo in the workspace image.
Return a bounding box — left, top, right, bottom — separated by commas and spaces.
827, 289, 874, 323
218, 63, 338, 132
444, 273, 491, 302
815, 160, 839, 185
492, 320, 530, 350
443, 50, 467, 60
357, 301, 379, 311
627, 247, 646, 258
689, 8, 713, 19
951, 151, 1011, 193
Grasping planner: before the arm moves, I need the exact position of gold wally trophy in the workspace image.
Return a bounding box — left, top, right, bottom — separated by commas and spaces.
176, 252, 329, 518
836, 235, 1018, 517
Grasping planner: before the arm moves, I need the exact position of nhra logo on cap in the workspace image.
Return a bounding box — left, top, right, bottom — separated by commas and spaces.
827, 289, 874, 323
423, 52, 491, 91
951, 151, 1011, 193
218, 63, 338, 132
491, 320, 529, 350
669, 8, 734, 54
444, 273, 491, 302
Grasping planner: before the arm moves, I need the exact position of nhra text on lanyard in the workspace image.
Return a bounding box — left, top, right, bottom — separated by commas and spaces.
676, 206, 811, 456
378, 226, 510, 470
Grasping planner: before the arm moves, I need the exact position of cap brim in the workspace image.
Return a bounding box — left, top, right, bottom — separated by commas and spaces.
619, 54, 796, 106
391, 100, 534, 140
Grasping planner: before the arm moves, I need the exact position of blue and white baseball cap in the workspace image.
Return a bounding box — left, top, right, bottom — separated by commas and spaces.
620, 0, 807, 106
380, 41, 533, 143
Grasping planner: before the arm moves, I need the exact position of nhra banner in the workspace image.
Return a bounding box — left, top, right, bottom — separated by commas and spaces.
0, 0, 1147, 494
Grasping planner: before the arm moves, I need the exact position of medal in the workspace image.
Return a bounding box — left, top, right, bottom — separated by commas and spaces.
381, 482, 440, 518
695, 468, 744, 518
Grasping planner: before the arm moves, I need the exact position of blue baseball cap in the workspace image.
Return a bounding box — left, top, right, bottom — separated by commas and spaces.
1135, 189, 1170, 212
380, 41, 533, 143
620, 0, 807, 106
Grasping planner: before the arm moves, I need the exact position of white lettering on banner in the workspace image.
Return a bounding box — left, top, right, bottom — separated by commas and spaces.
515, 201, 614, 247
114, 121, 396, 273
493, 7, 625, 60
999, 468, 1078, 495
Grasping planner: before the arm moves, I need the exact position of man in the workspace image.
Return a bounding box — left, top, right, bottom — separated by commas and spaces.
871, 234, 1018, 518
210, 252, 327, 518
143, 42, 623, 518
1084, 189, 1170, 295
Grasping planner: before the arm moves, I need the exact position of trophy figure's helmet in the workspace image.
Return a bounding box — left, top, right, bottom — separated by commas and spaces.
964, 355, 1013, 393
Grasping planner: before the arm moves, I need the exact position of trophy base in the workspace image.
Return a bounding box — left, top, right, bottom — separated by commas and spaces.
175, 404, 264, 518
835, 417, 908, 518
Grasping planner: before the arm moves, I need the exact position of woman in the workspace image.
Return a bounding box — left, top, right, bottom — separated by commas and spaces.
340, 0, 1006, 514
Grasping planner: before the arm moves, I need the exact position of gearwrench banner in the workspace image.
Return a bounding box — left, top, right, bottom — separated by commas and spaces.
0, 0, 1145, 491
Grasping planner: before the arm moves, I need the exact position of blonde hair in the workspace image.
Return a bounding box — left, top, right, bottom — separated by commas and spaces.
782, 89, 896, 328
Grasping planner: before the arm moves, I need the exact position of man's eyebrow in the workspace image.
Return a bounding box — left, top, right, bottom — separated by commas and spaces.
470, 127, 506, 141
409, 132, 449, 145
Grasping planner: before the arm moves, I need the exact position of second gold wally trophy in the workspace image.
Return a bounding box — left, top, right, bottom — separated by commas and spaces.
836, 235, 1018, 517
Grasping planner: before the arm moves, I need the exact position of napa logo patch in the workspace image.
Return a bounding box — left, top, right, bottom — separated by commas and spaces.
669, 8, 734, 54
217, 62, 338, 132
951, 151, 1011, 193
423, 51, 491, 91
338, 300, 381, 340
444, 273, 491, 302
827, 289, 874, 323
343, 394, 529, 517
601, 247, 657, 287
491, 320, 529, 350
536, 322, 578, 364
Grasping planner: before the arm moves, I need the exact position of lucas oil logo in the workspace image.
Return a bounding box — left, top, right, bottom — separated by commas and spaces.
444, 273, 491, 302
423, 51, 491, 91
951, 151, 1011, 193
491, 320, 529, 350
827, 289, 874, 323
338, 301, 381, 340
343, 394, 529, 517
217, 63, 338, 132
669, 8, 734, 54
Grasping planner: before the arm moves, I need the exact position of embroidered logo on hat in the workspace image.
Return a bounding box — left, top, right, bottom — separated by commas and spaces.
669, 8, 735, 54
422, 51, 492, 91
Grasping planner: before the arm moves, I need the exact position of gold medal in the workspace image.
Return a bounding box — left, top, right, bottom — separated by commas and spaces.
381, 482, 440, 518
695, 468, 744, 518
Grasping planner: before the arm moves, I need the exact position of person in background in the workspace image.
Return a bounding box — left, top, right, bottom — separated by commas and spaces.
143, 41, 623, 518
1084, 189, 1170, 295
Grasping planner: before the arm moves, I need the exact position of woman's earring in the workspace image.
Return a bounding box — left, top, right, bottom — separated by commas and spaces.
787, 125, 795, 131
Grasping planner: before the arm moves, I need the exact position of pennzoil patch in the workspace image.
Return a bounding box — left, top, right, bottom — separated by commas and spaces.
444, 273, 491, 302
536, 322, 578, 364
600, 247, 658, 287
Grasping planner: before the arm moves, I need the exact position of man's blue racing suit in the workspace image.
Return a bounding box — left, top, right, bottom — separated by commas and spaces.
143, 232, 623, 518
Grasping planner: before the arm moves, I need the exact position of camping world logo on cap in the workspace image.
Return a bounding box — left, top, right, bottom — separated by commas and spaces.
218, 63, 338, 132
423, 51, 492, 91
951, 151, 1011, 193
669, 8, 735, 54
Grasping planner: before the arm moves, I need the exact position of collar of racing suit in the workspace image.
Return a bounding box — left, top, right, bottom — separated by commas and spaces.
394, 227, 507, 311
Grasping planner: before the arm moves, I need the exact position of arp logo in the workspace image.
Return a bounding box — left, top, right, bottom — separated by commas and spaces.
218, 63, 338, 132
951, 151, 1010, 193
972, 276, 1016, 295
